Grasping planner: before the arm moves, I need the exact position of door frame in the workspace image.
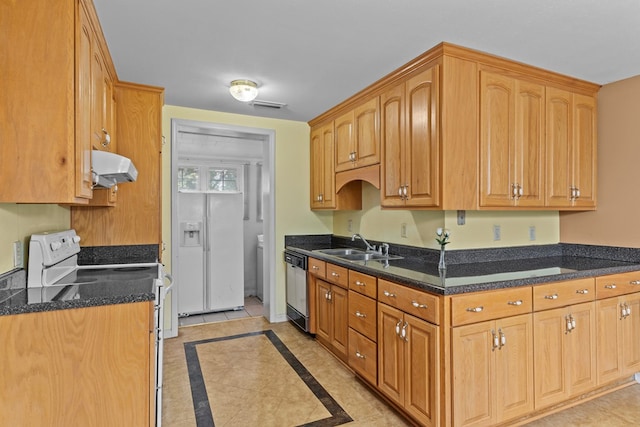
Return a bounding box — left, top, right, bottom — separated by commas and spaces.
168, 118, 276, 336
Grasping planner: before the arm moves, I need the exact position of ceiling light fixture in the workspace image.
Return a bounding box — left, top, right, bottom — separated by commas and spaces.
229, 79, 258, 102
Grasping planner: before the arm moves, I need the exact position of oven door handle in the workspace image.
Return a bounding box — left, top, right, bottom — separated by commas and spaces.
162, 272, 174, 298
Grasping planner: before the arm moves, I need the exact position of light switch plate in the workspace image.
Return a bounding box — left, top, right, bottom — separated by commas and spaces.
13, 241, 23, 268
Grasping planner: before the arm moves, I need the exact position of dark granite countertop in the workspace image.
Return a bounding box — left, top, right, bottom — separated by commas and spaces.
0, 245, 160, 316
285, 235, 640, 295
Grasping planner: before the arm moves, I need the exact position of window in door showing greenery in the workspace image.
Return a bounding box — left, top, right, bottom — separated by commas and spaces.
208, 168, 238, 192
178, 167, 199, 191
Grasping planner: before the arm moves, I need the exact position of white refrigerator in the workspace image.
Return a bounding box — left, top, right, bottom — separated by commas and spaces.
177, 192, 244, 315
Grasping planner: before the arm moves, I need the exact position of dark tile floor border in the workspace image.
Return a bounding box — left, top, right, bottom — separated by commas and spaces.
184, 330, 353, 427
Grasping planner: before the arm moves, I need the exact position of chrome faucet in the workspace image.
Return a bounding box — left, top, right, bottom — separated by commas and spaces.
351, 234, 377, 252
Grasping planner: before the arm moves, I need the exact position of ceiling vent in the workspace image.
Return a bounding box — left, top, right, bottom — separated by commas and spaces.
250, 100, 287, 109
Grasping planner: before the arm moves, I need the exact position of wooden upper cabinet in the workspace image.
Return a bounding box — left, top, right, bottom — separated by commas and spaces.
335, 97, 380, 172
546, 87, 597, 209
479, 70, 545, 208
381, 64, 440, 208
310, 122, 336, 209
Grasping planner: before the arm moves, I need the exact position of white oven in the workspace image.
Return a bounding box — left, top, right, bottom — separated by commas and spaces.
27, 229, 172, 426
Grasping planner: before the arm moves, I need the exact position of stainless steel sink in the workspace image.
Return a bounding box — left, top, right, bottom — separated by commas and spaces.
313, 248, 402, 262
314, 248, 365, 256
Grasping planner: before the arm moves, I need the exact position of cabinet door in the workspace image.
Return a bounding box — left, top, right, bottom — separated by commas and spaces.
596, 297, 623, 384
546, 87, 573, 207
452, 320, 495, 427
91, 38, 106, 151
316, 280, 332, 344
334, 111, 354, 172
622, 293, 640, 375
404, 65, 440, 207
353, 97, 380, 169
331, 284, 349, 359
76, 1, 94, 199
378, 303, 404, 406
479, 71, 515, 207
496, 314, 534, 422
533, 307, 567, 409
404, 313, 439, 427
480, 72, 544, 207
380, 83, 406, 207
310, 123, 335, 209
572, 94, 597, 208
566, 301, 596, 397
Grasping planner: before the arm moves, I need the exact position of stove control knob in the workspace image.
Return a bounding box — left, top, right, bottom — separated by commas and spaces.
50, 241, 62, 251
72, 236, 81, 244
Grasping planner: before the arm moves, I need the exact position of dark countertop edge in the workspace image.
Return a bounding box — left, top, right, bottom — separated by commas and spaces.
0, 292, 155, 316
286, 244, 640, 296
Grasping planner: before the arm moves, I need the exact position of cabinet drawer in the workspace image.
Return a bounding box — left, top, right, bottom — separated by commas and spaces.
451, 287, 532, 326
348, 290, 377, 341
326, 263, 349, 288
348, 328, 377, 385
308, 258, 326, 279
349, 270, 377, 298
533, 278, 595, 311
378, 279, 439, 325
596, 271, 640, 299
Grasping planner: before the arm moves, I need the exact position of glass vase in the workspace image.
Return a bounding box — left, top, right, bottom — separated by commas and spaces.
438, 246, 446, 270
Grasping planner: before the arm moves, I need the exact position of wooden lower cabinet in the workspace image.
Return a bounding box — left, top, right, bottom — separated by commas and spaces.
533, 301, 597, 409
378, 303, 439, 427
0, 302, 153, 427
451, 313, 533, 427
596, 292, 640, 384
316, 279, 349, 361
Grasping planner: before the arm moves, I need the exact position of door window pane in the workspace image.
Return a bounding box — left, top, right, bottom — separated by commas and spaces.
178, 167, 199, 191
208, 168, 238, 192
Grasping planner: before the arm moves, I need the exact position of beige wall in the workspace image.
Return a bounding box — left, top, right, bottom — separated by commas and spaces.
0, 204, 70, 274
334, 183, 559, 249
560, 74, 640, 248
162, 105, 332, 317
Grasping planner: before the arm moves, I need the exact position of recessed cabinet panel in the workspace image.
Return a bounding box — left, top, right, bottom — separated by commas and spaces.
380, 85, 405, 205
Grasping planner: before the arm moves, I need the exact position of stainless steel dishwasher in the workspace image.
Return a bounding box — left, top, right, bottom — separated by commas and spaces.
284, 250, 309, 332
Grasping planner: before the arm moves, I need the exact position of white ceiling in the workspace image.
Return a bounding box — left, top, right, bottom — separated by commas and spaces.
93, 0, 640, 123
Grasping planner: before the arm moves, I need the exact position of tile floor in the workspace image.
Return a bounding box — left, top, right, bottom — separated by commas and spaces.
177, 296, 264, 327
164, 312, 640, 427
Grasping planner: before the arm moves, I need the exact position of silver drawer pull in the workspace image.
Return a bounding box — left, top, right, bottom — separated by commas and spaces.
544, 294, 559, 300
467, 306, 484, 313
331, 272, 339, 277
355, 311, 366, 318
507, 300, 523, 306
605, 284, 617, 289
355, 280, 365, 287
631, 280, 640, 285
312, 265, 319, 270
355, 350, 366, 359
411, 301, 427, 309
576, 289, 589, 294
383, 290, 396, 298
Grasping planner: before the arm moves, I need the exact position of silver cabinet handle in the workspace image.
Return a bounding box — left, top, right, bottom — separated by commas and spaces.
544, 294, 559, 300
383, 290, 396, 298
466, 306, 483, 313
630, 280, 640, 285
395, 319, 402, 336
401, 322, 408, 342
312, 265, 319, 270
411, 301, 427, 309
491, 329, 498, 350
326, 290, 332, 301
355, 280, 365, 287
605, 284, 617, 289
499, 329, 506, 349
355, 350, 366, 359
576, 289, 589, 294
507, 300, 523, 306
331, 272, 339, 277
398, 187, 403, 197
101, 128, 111, 147
355, 311, 366, 318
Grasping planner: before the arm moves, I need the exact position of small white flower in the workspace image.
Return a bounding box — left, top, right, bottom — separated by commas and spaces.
436, 227, 443, 236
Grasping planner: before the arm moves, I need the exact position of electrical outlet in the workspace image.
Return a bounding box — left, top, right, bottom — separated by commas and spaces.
401, 223, 407, 238
13, 241, 23, 268
493, 225, 501, 241
457, 210, 466, 225
529, 226, 536, 241
347, 219, 353, 232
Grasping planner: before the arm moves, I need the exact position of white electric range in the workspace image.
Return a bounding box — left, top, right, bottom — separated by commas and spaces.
27, 229, 171, 427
